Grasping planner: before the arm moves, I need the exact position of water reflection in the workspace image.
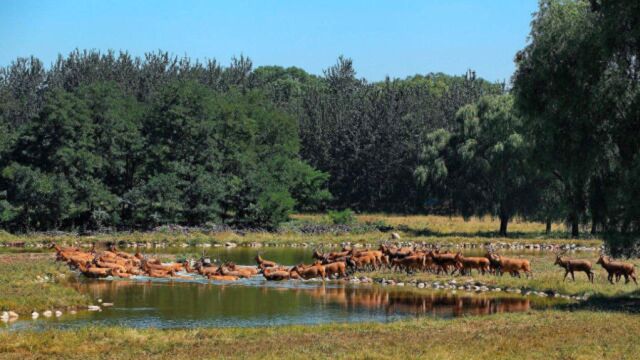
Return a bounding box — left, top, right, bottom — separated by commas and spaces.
304, 286, 531, 317
2, 279, 540, 331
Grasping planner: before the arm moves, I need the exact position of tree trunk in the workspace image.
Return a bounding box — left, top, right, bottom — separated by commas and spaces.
570, 215, 580, 238
545, 218, 552, 235
567, 210, 580, 238
499, 214, 509, 237
590, 220, 597, 235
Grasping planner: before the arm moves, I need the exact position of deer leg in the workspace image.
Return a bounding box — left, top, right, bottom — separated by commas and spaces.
570, 271, 575, 281
563, 270, 569, 282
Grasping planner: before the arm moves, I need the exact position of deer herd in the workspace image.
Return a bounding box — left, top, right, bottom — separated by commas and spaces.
53, 242, 637, 286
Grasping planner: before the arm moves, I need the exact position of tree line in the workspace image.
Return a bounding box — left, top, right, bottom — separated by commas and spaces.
1, 0, 639, 251
0, 50, 501, 231
415, 0, 640, 247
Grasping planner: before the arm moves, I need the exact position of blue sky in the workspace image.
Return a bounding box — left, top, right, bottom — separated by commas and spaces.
0, 0, 537, 82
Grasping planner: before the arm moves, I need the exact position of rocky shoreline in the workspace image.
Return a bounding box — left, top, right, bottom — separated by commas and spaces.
0, 239, 601, 253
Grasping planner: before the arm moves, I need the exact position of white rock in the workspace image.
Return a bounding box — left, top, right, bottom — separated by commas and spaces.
31, 311, 39, 319
88, 305, 101, 311
8, 311, 18, 319
55, 310, 62, 317
102, 303, 114, 307
43, 310, 53, 317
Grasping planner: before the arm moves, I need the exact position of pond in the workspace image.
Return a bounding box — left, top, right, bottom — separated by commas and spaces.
3, 275, 562, 331
2, 246, 575, 331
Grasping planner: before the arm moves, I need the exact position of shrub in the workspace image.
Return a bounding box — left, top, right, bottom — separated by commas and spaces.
327, 209, 356, 225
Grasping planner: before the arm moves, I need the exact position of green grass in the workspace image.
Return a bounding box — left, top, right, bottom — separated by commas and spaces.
0, 310, 638, 359
0, 254, 90, 314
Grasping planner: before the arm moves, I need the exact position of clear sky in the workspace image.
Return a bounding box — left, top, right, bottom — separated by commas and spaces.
0, 0, 537, 82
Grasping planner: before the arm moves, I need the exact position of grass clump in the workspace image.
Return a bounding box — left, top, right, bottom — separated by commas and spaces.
0, 254, 89, 314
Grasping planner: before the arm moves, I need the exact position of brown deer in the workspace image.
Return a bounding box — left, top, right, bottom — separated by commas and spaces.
455, 253, 491, 275
430, 251, 460, 274
323, 261, 347, 278
391, 254, 426, 273
596, 255, 637, 285
486, 252, 532, 278
255, 254, 277, 269
262, 267, 292, 281
554, 252, 594, 283
290, 263, 326, 281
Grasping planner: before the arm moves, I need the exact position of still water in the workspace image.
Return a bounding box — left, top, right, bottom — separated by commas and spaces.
3, 247, 564, 331
4, 276, 559, 331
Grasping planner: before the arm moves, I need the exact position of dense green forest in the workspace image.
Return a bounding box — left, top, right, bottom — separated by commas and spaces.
1, 0, 639, 247
0, 52, 501, 231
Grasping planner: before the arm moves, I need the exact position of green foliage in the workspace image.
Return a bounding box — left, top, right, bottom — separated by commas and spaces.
416, 95, 535, 235
0, 79, 329, 230
327, 209, 356, 225
514, 0, 640, 246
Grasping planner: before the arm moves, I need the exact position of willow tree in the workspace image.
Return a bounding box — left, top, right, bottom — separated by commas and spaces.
416, 95, 534, 236
513, 0, 606, 237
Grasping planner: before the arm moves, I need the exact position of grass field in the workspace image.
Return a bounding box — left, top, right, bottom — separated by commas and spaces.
0, 214, 603, 249
1, 310, 638, 359
1, 214, 637, 360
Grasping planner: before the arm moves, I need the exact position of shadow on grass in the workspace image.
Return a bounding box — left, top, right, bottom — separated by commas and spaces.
556, 290, 640, 314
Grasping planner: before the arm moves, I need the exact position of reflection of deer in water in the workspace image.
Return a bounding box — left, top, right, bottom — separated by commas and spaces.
304, 286, 532, 318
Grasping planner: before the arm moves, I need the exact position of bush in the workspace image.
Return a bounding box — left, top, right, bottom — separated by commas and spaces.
327, 209, 356, 225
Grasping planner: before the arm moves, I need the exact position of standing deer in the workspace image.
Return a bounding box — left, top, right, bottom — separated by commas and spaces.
553, 251, 594, 283
596, 255, 637, 285
485, 251, 532, 278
